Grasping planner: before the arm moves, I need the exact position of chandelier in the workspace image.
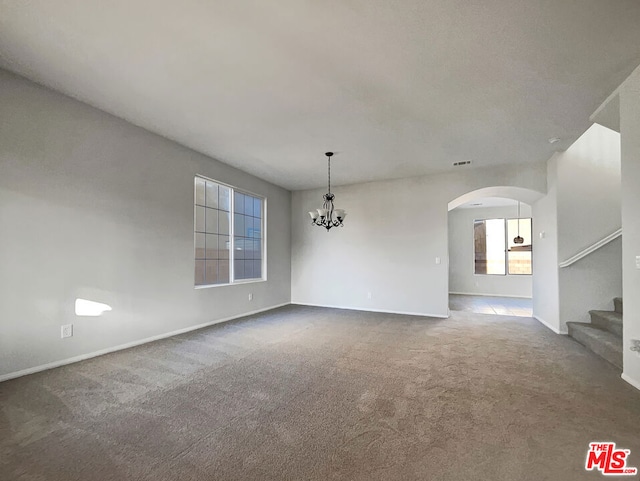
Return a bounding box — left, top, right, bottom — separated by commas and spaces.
308, 152, 347, 231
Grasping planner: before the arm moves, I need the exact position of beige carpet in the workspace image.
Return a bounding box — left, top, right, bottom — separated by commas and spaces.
1, 305, 639, 480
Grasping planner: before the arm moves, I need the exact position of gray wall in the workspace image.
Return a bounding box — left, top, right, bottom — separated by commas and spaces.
448, 204, 533, 298
0, 70, 291, 379
291, 163, 546, 317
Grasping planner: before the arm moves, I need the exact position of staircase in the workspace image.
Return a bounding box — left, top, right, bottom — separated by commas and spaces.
567, 297, 623, 369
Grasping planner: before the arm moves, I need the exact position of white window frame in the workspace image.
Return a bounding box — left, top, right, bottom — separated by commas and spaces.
194, 175, 267, 288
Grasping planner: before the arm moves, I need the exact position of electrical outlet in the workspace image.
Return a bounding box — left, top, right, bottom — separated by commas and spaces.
248, 293, 253, 301
61, 324, 73, 339
435, 257, 441, 265
367, 292, 372, 300
636, 256, 640, 269
630, 340, 640, 353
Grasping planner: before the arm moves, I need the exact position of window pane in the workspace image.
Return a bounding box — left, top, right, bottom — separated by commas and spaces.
507, 218, 532, 275
252, 217, 261, 237
195, 233, 205, 259
234, 213, 245, 237
219, 211, 230, 235
205, 260, 219, 284
234, 259, 245, 279
195, 206, 205, 233
205, 234, 218, 259
234, 192, 244, 213
474, 219, 506, 275
244, 195, 254, 216
218, 260, 230, 283
253, 260, 262, 279
253, 197, 261, 218
195, 178, 206, 206
218, 235, 230, 259
244, 259, 253, 279
195, 260, 205, 285
219, 186, 231, 211
253, 240, 261, 259
234, 236, 245, 259
205, 208, 218, 234
205, 182, 218, 208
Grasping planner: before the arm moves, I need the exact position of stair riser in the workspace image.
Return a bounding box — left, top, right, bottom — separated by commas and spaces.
590, 314, 623, 337
614, 298, 623, 315
568, 326, 622, 370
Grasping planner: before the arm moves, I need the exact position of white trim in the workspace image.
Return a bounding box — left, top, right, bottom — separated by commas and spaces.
449, 291, 532, 299
621, 373, 640, 392
0, 302, 290, 383
292, 302, 449, 319
559, 228, 622, 268
534, 315, 566, 335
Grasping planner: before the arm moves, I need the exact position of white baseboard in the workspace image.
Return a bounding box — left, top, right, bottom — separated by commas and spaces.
0, 302, 291, 383
534, 315, 566, 335
449, 291, 532, 299
292, 302, 449, 319
622, 373, 640, 391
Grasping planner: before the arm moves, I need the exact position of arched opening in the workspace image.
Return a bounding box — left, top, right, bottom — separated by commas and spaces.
448, 187, 544, 317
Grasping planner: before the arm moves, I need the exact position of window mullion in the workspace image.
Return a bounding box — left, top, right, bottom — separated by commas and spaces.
230, 188, 235, 283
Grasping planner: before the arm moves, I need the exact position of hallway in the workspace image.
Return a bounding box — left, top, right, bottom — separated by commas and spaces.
449, 294, 533, 317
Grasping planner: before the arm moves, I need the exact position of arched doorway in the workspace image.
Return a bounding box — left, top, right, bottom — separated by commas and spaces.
448, 187, 544, 317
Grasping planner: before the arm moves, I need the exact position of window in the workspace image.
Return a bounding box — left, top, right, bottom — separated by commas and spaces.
474, 218, 532, 275
194, 177, 264, 286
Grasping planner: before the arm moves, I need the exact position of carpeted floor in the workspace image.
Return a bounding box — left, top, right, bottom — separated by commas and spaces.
1, 305, 639, 480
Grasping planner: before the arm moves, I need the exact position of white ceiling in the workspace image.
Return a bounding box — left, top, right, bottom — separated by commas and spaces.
1, 1, 640, 191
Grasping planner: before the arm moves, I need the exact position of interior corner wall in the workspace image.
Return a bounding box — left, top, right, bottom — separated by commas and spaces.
448, 204, 533, 298
291, 163, 546, 317
0, 69, 292, 379
532, 155, 560, 333
554, 123, 622, 331
619, 64, 640, 388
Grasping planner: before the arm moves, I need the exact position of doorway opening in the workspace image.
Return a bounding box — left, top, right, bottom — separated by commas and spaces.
447, 187, 542, 317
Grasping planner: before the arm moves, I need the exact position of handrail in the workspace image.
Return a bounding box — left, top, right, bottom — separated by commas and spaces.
559, 228, 622, 268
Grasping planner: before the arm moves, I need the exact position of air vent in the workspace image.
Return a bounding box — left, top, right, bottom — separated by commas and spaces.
453, 160, 472, 167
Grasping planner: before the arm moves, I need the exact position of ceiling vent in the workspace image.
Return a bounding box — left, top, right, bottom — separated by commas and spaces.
453, 160, 472, 167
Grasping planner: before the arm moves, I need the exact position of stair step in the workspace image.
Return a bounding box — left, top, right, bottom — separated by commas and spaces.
614, 297, 623, 315
589, 310, 622, 337
567, 322, 622, 369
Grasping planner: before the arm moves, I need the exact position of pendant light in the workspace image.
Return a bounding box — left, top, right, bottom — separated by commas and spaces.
513, 201, 524, 244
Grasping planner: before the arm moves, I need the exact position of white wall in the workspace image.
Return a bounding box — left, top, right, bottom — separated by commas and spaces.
291, 163, 546, 317
532, 124, 622, 334
532, 156, 560, 332
448, 204, 533, 298
555, 124, 622, 330
0, 70, 291, 379
619, 64, 640, 389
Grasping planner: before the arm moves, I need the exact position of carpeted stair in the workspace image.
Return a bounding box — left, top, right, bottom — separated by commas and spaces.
567, 297, 623, 369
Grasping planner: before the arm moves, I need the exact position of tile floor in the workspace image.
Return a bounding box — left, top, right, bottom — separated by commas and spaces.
449, 294, 533, 317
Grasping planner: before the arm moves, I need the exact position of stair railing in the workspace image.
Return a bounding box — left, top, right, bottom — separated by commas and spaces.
559, 228, 622, 268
